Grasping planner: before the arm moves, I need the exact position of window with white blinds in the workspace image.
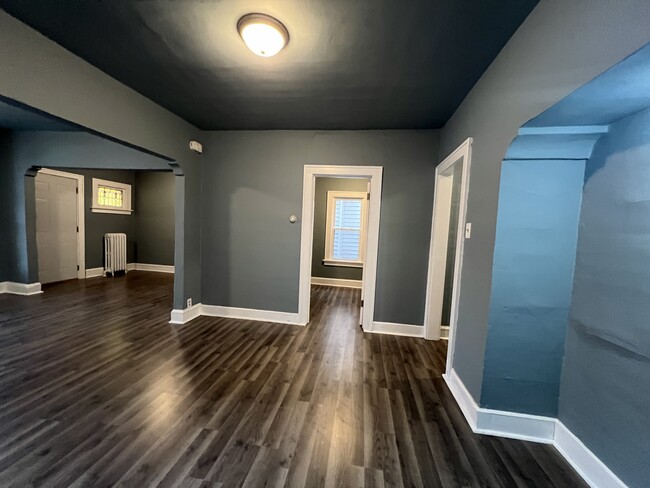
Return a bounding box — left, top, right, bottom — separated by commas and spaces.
324, 191, 368, 267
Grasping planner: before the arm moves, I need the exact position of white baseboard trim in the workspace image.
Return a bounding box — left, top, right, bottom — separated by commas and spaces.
170, 303, 202, 325
85, 267, 104, 278
440, 325, 449, 340
86, 263, 174, 278
133, 263, 175, 273
0, 282, 43, 295
311, 277, 362, 289
368, 321, 425, 338
201, 305, 303, 326
170, 304, 303, 326
554, 421, 627, 488
444, 368, 627, 488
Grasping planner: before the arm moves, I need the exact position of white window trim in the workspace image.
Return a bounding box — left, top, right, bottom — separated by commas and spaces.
91, 177, 133, 215
324, 190, 368, 268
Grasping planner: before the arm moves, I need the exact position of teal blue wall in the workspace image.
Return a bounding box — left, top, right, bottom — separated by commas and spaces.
437, 0, 650, 400
482, 159, 585, 416
558, 107, 650, 488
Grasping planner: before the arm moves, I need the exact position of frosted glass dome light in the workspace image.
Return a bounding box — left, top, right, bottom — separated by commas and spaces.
237, 13, 289, 57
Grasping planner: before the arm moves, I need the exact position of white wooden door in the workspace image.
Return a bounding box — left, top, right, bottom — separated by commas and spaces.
35, 172, 79, 284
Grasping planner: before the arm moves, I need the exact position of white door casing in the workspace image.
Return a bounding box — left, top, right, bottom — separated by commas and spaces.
424, 138, 472, 376
299, 165, 383, 331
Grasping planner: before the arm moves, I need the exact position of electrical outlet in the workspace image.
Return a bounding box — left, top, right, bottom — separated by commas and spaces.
186, 298, 192, 308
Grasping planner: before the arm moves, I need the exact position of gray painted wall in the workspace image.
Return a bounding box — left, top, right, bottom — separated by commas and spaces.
6, 131, 171, 283
311, 177, 367, 281
558, 107, 650, 488
437, 0, 650, 400
135, 171, 175, 266
482, 159, 585, 417
0, 11, 202, 308
201, 130, 439, 324
26, 168, 176, 271
60, 168, 137, 268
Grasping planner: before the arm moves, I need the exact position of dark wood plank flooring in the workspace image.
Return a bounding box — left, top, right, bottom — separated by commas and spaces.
0, 272, 586, 487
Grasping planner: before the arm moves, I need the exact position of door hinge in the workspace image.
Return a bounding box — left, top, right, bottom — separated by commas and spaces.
76, 226, 79, 232
367, 193, 370, 200
361, 299, 364, 307
77, 265, 80, 271
76, 188, 79, 194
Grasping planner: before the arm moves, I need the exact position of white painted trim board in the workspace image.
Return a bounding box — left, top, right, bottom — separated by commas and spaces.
368, 321, 424, 338
444, 368, 628, 488
133, 263, 174, 273
311, 277, 362, 289
170, 304, 301, 326
0, 282, 43, 295
85, 263, 174, 278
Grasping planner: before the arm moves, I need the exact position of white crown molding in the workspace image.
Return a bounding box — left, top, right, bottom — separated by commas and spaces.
368, 321, 425, 338
311, 277, 362, 289
444, 368, 628, 488
0, 282, 43, 295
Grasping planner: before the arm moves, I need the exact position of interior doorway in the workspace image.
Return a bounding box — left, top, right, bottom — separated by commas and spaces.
424, 138, 472, 374
298, 165, 383, 330
34, 169, 85, 284
310, 176, 370, 324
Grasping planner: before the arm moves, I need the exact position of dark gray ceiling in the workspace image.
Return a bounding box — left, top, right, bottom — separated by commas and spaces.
1, 0, 537, 130
0, 98, 78, 131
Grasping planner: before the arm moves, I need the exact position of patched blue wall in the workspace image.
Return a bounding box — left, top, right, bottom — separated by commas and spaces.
482, 159, 585, 416
558, 106, 650, 488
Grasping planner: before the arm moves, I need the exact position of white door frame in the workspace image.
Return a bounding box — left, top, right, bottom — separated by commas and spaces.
37, 168, 85, 279
424, 138, 472, 375
298, 165, 383, 330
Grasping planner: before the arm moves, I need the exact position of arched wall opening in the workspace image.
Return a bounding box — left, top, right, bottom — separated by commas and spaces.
0, 98, 192, 310
481, 42, 650, 487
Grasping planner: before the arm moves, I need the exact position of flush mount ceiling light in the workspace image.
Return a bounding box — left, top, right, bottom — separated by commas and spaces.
237, 13, 289, 57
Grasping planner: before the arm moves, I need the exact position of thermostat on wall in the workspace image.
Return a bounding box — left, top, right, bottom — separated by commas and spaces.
189, 140, 203, 154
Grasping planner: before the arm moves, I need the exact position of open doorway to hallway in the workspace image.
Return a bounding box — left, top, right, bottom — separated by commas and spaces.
310, 176, 369, 326
298, 165, 383, 330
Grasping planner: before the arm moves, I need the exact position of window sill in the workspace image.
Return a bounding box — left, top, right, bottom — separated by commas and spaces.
323, 259, 363, 268
91, 207, 133, 215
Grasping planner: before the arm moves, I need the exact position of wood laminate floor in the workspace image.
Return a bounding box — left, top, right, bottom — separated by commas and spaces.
0, 272, 586, 487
